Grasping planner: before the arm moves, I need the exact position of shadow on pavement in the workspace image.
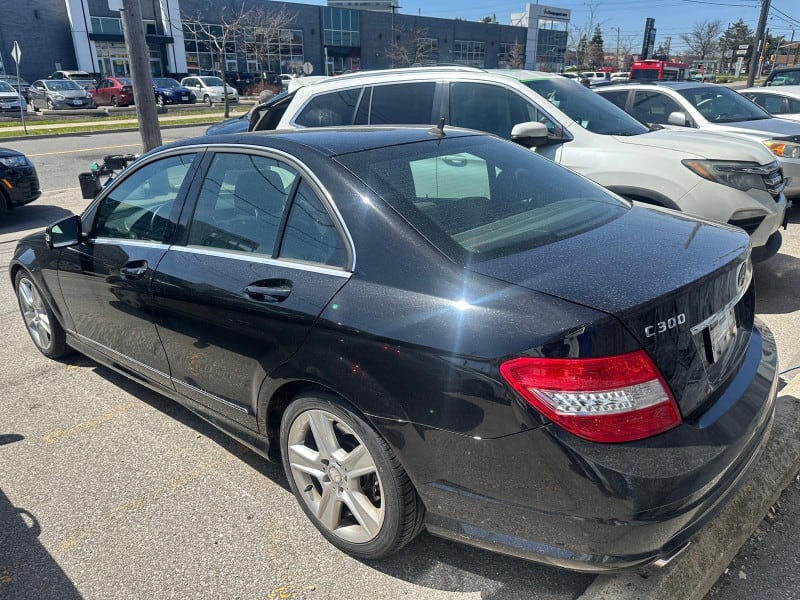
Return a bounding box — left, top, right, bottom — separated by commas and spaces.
0, 204, 74, 236
754, 250, 800, 315
365, 530, 594, 600
71, 354, 291, 493
0, 477, 83, 599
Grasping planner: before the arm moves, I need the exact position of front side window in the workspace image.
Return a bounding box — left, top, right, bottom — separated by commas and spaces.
94, 153, 197, 241
599, 90, 629, 110
747, 93, 787, 115
187, 153, 297, 256
449, 82, 539, 139
630, 91, 683, 125
294, 88, 360, 127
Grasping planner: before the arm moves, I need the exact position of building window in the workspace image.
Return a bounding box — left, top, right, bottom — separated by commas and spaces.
454, 40, 486, 68
244, 28, 305, 74
498, 42, 525, 69
91, 17, 123, 35
183, 23, 238, 76
323, 7, 361, 47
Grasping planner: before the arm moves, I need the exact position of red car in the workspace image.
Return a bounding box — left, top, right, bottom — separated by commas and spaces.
91, 77, 134, 107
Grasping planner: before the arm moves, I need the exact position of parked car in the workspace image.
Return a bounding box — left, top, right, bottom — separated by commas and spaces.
689, 69, 716, 82
0, 75, 31, 102
594, 81, 800, 206
10, 126, 777, 572
280, 73, 295, 89
152, 78, 196, 106
611, 71, 629, 81
740, 85, 800, 120
579, 71, 611, 83
0, 147, 40, 218
91, 77, 134, 107
29, 79, 95, 111
0, 80, 26, 112
180, 76, 238, 106
48, 70, 98, 90
248, 67, 787, 260
762, 66, 800, 87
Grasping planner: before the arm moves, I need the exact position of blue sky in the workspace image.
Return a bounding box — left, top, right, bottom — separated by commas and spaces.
302, 1, 800, 54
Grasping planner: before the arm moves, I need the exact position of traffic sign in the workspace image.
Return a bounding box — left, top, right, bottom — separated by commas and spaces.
11, 41, 21, 65
738, 44, 750, 50
736, 49, 748, 55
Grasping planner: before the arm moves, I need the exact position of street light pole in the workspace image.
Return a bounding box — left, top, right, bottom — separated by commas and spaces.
748, 0, 771, 87
612, 26, 620, 70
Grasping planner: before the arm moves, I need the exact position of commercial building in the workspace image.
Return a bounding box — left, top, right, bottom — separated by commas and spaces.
0, 1, 570, 82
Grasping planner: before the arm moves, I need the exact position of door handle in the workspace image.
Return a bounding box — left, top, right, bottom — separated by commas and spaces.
244, 283, 292, 302
120, 261, 148, 280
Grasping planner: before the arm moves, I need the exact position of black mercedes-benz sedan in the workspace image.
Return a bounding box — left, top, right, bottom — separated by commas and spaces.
1, 147, 40, 218
10, 126, 777, 572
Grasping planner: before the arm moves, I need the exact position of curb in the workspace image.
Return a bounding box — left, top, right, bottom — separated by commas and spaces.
0, 121, 218, 143
578, 378, 800, 600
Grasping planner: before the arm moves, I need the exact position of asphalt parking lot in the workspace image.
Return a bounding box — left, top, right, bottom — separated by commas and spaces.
1, 188, 799, 600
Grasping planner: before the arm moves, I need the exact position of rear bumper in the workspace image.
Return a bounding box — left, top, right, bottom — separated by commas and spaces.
374, 322, 778, 572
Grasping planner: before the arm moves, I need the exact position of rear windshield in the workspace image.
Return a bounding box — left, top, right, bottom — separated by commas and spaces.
336, 135, 628, 262
523, 77, 649, 135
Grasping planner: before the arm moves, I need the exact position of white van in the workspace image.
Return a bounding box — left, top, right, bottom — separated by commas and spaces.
248, 67, 787, 259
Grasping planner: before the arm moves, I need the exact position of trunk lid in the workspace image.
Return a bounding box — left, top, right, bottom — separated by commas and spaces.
468, 205, 754, 419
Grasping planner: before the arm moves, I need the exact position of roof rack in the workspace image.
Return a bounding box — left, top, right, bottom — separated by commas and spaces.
330, 65, 487, 82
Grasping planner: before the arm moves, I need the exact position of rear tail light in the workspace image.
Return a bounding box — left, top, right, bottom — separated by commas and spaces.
500, 350, 681, 443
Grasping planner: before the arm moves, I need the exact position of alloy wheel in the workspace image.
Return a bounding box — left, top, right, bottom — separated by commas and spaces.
17, 277, 52, 351
286, 408, 385, 543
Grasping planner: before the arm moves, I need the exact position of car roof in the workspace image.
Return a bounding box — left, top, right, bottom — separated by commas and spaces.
163, 125, 482, 158
594, 81, 708, 91
740, 85, 800, 97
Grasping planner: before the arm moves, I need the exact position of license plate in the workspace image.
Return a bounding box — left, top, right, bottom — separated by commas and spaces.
707, 306, 737, 362
72, 99, 84, 105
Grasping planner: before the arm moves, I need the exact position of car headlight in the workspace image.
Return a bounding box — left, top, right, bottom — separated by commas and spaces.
0, 155, 28, 168
763, 139, 800, 159
53, 94, 65, 100
682, 159, 774, 193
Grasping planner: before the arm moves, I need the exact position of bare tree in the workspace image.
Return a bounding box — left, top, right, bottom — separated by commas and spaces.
386, 26, 438, 67
681, 19, 723, 60
568, 2, 605, 68
184, 1, 254, 117
507, 40, 525, 69
247, 5, 297, 86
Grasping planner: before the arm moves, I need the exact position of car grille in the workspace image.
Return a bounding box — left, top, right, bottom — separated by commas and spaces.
728, 215, 765, 234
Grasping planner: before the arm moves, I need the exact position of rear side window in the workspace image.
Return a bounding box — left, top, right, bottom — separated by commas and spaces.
294, 88, 361, 127
367, 83, 436, 124
279, 181, 347, 267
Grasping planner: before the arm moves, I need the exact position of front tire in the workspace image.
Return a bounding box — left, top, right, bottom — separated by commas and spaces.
280, 392, 424, 560
15, 271, 70, 359
203, 94, 212, 106
157, 95, 165, 107
46, 98, 54, 111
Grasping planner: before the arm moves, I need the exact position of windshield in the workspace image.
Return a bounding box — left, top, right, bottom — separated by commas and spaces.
0, 81, 15, 93
677, 86, 772, 123
523, 77, 649, 136
336, 135, 628, 263
199, 77, 224, 86
153, 78, 180, 88
115, 78, 132, 86
47, 80, 81, 91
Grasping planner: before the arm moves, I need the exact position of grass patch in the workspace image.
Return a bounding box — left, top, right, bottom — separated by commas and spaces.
0, 114, 232, 139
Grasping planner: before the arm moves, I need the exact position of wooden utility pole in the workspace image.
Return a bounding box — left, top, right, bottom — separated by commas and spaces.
119, 0, 162, 151
747, 0, 771, 87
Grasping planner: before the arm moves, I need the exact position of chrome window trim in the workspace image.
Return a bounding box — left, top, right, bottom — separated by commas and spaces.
69, 330, 171, 381
173, 379, 250, 414
91, 238, 170, 249
195, 143, 357, 272
168, 245, 351, 278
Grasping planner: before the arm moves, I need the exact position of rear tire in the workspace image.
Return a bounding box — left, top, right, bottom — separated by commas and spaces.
111, 96, 118, 107
15, 271, 70, 359
280, 392, 425, 560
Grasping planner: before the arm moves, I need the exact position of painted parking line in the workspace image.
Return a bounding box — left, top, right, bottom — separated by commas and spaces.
41, 401, 140, 444
26, 136, 191, 158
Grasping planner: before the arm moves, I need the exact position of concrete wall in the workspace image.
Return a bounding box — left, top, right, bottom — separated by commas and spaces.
0, 0, 76, 81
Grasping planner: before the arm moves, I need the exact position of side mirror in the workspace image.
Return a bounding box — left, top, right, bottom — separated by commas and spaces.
667, 111, 689, 127
45, 215, 82, 249
510, 121, 551, 148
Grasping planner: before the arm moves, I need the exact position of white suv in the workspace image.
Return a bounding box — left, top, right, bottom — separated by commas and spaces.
248, 67, 788, 259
